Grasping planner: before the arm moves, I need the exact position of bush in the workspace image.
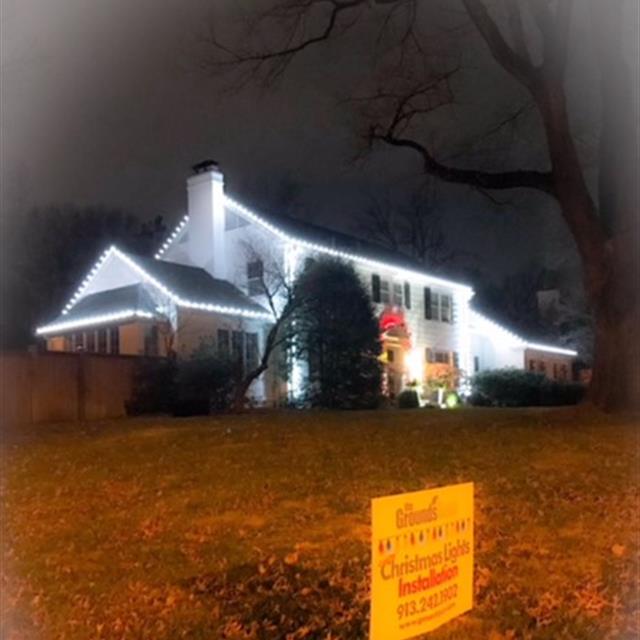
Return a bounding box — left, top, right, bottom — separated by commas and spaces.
127, 339, 236, 416
173, 356, 235, 416
470, 368, 585, 407
398, 389, 420, 409
127, 358, 177, 415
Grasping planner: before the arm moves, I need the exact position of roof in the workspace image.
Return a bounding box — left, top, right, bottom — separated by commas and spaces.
36, 249, 271, 335
223, 195, 474, 292
36, 284, 158, 335
125, 253, 268, 315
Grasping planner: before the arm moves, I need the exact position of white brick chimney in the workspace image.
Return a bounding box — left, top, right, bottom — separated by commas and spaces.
186, 160, 226, 279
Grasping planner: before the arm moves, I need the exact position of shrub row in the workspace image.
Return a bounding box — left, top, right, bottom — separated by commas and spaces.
469, 368, 585, 407
126, 356, 235, 416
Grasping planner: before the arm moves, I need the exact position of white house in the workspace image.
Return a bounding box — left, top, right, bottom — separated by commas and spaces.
36, 161, 577, 404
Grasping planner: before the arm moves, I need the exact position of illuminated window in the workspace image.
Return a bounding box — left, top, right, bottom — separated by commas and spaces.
434, 351, 449, 364
247, 260, 264, 296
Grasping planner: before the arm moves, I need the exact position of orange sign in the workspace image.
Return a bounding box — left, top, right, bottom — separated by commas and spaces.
370, 483, 474, 639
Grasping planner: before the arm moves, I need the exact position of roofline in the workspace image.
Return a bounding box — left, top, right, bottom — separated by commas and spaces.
36, 310, 155, 335
54, 246, 273, 325
154, 214, 189, 259
225, 195, 474, 295
154, 195, 474, 295
470, 310, 578, 357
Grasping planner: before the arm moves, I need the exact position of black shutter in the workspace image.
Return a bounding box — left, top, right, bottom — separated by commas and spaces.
404, 282, 411, 309
424, 287, 432, 319
372, 274, 381, 302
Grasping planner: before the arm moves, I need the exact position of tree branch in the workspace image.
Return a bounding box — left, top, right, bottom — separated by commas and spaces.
372, 130, 554, 193
461, 0, 538, 90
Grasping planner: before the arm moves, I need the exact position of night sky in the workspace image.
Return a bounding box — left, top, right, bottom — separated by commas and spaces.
3, 0, 634, 286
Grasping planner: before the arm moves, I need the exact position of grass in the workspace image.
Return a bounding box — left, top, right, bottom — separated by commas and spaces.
1, 407, 639, 639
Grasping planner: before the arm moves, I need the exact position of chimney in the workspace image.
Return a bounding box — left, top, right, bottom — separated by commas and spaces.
186, 160, 226, 279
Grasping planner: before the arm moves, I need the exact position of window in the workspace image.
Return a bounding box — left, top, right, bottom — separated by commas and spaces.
404, 282, 411, 309
73, 332, 84, 352
538, 361, 546, 374
441, 295, 452, 323
109, 327, 119, 354
144, 326, 158, 356
247, 260, 264, 296
430, 292, 440, 322
392, 283, 403, 306
424, 287, 432, 319
232, 331, 244, 366
86, 331, 96, 353
371, 274, 381, 302
217, 329, 230, 358
474, 356, 480, 373
246, 333, 259, 371
380, 279, 390, 304
97, 329, 107, 354
434, 351, 449, 364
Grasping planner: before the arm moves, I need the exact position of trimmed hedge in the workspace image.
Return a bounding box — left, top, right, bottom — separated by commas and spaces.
398, 389, 420, 409
470, 368, 584, 407
127, 355, 235, 416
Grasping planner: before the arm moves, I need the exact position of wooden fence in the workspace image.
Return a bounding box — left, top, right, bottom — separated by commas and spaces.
0, 351, 140, 426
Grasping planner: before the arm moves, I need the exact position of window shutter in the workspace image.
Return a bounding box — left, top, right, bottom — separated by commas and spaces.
404, 282, 411, 309
424, 287, 432, 319
372, 274, 381, 303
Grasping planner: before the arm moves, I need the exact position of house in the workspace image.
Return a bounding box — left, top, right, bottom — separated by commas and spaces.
36, 161, 577, 404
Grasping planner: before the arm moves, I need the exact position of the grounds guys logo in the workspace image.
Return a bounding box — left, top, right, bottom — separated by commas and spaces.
370, 483, 474, 639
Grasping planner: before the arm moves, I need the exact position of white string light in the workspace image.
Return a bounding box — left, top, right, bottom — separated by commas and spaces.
154, 214, 189, 259
36, 310, 154, 335
471, 310, 578, 356
224, 196, 475, 295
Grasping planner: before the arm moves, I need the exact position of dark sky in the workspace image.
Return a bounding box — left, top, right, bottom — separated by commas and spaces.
3, 0, 633, 285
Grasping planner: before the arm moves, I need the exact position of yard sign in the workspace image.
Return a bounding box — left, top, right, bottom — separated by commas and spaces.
370, 482, 474, 639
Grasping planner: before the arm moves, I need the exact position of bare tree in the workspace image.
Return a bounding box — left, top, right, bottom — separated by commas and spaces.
230, 243, 297, 411
205, 0, 639, 410
357, 189, 456, 269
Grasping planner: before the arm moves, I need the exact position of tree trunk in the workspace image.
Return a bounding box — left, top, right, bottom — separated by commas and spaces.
588, 234, 640, 411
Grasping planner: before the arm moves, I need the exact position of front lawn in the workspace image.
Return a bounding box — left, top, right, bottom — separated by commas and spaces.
2, 407, 639, 639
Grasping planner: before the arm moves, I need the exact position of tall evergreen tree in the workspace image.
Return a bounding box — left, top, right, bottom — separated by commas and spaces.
291, 258, 381, 409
